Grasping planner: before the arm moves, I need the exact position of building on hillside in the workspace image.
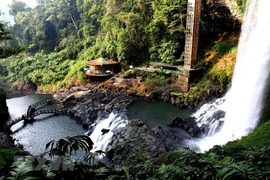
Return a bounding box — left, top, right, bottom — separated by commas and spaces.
86, 58, 121, 80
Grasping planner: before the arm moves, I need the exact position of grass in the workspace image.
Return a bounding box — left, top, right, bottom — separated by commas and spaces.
212, 43, 237, 56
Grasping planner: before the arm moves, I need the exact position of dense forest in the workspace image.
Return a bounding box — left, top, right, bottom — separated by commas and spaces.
0, 0, 242, 92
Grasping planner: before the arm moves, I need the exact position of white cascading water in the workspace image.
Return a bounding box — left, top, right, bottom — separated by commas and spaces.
191, 0, 270, 152
89, 112, 128, 152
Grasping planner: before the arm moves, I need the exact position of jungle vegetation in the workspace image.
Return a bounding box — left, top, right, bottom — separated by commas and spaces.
1, 128, 270, 180
0, 0, 243, 91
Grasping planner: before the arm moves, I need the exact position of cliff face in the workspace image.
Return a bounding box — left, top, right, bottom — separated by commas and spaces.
0, 88, 9, 123
209, 0, 244, 21
222, 0, 244, 21
8, 82, 37, 98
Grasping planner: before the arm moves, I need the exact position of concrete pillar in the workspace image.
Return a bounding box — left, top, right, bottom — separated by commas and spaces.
184, 0, 202, 69
178, 0, 202, 92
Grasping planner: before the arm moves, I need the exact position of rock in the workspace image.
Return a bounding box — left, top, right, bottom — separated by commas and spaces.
0, 131, 15, 148
101, 128, 110, 135
107, 120, 169, 166
0, 88, 9, 125
168, 117, 202, 137
8, 82, 37, 97
212, 110, 225, 119
59, 90, 134, 132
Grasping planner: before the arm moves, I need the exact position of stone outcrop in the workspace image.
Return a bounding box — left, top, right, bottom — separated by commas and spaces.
8, 82, 37, 98
168, 117, 202, 138
107, 120, 170, 166
59, 90, 134, 131
0, 88, 9, 125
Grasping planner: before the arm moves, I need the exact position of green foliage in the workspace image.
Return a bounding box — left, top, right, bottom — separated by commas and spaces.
63, 60, 87, 84
7, 135, 117, 180
44, 135, 94, 157
0, 52, 79, 90
148, 0, 187, 64
212, 43, 237, 56
155, 148, 198, 165
2, 122, 270, 179
124, 69, 137, 77
6, 156, 41, 180
0, 20, 24, 58
155, 164, 183, 180
216, 163, 262, 180
143, 75, 169, 87
170, 87, 205, 103
0, 148, 16, 169
208, 69, 231, 87
236, 0, 249, 14
0, 0, 241, 89
0, 88, 6, 98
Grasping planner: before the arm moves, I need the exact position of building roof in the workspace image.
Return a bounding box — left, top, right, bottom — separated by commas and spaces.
87, 58, 118, 66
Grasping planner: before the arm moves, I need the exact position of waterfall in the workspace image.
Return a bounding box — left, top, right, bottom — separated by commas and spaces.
192, 0, 270, 152
89, 112, 128, 152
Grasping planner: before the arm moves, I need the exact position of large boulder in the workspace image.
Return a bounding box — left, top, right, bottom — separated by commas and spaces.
107, 120, 170, 166
168, 117, 202, 138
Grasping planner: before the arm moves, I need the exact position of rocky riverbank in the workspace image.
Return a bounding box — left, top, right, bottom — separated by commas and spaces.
5, 69, 227, 166
96, 71, 225, 111
52, 87, 210, 166
0, 88, 17, 149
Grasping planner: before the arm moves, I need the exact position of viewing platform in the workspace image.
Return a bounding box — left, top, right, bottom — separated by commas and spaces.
137, 62, 202, 91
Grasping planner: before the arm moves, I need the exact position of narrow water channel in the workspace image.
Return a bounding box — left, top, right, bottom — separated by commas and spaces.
7, 94, 86, 156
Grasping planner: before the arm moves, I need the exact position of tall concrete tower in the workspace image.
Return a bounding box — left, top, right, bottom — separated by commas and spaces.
178, 0, 202, 92
184, 0, 202, 69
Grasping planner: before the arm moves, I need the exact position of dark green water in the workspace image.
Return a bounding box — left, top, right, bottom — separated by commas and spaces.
127, 100, 193, 147
7, 94, 86, 156
127, 100, 191, 129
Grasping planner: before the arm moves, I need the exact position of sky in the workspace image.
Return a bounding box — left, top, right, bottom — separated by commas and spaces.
0, 0, 37, 24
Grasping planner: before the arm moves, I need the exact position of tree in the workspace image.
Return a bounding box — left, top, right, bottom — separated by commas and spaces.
0, 21, 17, 58
8, 0, 29, 18
148, 0, 187, 64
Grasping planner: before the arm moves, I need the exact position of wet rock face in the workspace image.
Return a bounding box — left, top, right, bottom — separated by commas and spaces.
106, 120, 170, 166
0, 88, 9, 124
168, 117, 203, 138
199, 110, 225, 135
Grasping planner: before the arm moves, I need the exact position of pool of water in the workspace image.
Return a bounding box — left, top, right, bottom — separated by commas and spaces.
127, 100, 191, 129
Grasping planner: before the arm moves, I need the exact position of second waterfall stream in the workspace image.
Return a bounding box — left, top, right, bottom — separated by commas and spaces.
190, 0, 270, 152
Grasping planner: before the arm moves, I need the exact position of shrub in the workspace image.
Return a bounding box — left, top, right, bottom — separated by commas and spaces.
212, 43, 237, 56
124, 69, 137, 77
236, 0, 248, 13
